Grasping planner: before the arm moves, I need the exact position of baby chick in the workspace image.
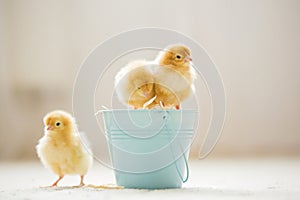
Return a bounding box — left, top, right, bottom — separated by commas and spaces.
36, 110, 93, 187
149, 45, 196, 109
115, 60, 155, 109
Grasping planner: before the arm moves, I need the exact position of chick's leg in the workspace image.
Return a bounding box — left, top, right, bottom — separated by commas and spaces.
71, 175, 85, 188
159, 101, 165, 108
51, 175, 64, 187
79, 175, 85, 187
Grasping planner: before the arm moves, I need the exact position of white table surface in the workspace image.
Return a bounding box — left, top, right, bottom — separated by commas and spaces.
0, 158, 299, 200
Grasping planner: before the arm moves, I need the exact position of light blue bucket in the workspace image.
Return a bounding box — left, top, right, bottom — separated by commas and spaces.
101, 110, 198, 189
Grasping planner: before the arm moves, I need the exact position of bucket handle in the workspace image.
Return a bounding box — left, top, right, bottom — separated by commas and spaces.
174, 151, 189, 183
164, 113, 190, 183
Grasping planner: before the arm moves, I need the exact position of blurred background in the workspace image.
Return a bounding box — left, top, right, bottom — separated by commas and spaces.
0, 0, 299, 161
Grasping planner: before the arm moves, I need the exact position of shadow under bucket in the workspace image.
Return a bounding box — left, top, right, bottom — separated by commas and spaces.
101, 110, 198, 189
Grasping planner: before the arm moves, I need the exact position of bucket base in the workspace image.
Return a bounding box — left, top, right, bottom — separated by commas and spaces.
115, 152, 189, 190
114, 161, 186, 189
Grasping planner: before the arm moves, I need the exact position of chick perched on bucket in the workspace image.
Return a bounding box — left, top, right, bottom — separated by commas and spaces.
36, 110, 93, 187
115, 45, 196, 110
114, 60, 156, 109
147, 45, 196, 109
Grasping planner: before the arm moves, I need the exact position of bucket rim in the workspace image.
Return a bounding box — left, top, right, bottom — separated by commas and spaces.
98, 109, 199, 114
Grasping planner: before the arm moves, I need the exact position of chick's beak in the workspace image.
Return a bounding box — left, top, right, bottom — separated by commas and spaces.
185, 56, 192, 62
47, 125, 53, 131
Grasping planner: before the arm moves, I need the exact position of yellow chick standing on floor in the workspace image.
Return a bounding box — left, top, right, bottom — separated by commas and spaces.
148, 45, 196, 109
36, 110, 93, 187
115, 60, 155, 109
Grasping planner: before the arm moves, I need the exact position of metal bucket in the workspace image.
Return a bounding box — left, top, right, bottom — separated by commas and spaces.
102, 110, 198, 189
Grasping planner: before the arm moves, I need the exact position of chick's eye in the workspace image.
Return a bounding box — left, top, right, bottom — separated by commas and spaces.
176, 54, 181, 59
137, 87, 141, 90
55, 122, 61, 127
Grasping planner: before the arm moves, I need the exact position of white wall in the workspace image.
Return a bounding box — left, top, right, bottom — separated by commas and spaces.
0, 0, 299, 160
